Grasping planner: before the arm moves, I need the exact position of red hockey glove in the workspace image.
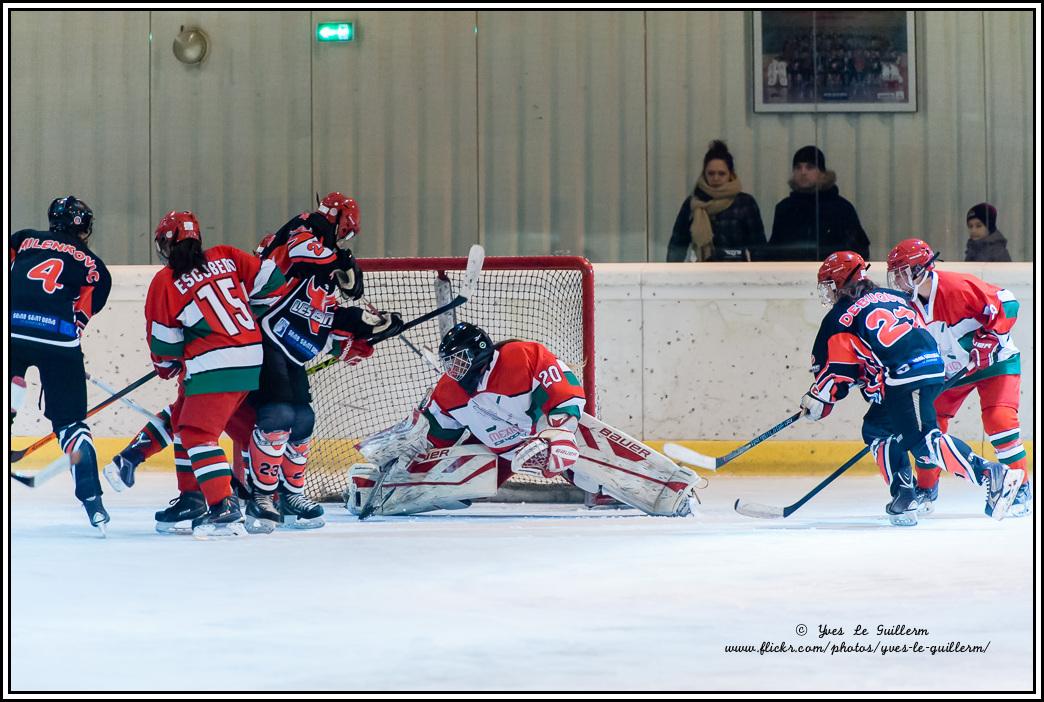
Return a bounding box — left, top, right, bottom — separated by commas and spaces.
967, 331, 1000, 375
339, 338, 374, 366
154, 360, 182, 380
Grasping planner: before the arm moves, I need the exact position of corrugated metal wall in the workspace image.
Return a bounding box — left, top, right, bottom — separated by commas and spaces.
9, 10, 1035, 264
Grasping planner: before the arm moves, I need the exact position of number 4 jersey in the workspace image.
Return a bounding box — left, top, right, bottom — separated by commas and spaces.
810, 286, 944, 404
10, 228, 112, 348
145, 245, 285, 395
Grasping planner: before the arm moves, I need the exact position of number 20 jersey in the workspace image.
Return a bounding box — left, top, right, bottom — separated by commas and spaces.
810, 286, 944, 404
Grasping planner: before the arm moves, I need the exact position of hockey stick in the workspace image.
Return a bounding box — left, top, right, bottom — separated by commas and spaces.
9, 370, 159, 464
664, 411, 803, 470
357, 459, 395, 521
85, 373, 164, 424
734, 446, 871, 519
307, 244, 485, 376
10, 451, 81, 488
734, 371, 968, 519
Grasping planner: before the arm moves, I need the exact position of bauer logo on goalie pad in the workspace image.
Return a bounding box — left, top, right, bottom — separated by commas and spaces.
597, 428, 650, 461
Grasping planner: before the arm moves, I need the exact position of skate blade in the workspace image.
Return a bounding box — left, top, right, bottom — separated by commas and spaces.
192, 522, 247, 540
245, 517, 277, 535
990, 470, 1025, 521
1008, 500, 1032, 518
888, 511, 918, 527
916, 501, 935, 516
155, 522, 195, 535
102, 463, 127, 492
278, 515, 325, 530
93, 522, 108, 538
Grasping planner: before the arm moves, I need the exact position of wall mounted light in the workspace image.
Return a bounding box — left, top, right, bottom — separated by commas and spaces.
173, 26, 209, 64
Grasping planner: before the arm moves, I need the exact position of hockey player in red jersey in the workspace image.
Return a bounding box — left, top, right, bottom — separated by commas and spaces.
886, 238, 1030, 517
347, 323, 705, 517
803, 251, 1023, 525
243, 194, 402, 531
144, 210, 285, 537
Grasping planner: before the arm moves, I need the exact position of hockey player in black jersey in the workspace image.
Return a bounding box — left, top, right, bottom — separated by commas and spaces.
9, 196, 113, 532
801, 251, 1023, 525
244, 194, 402, 531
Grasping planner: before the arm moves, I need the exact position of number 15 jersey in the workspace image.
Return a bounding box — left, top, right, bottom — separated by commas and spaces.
145, 245, 285, 396
810, 286, 944, 404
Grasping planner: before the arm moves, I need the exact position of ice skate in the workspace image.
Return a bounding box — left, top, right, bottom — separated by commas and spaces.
915, 483, 938, 515
278, 488, 325, 529
192, 496, 247, 539
102, 452, 138, 492
1008, 481, 1032, 518
154, 491, 207, 534
245, 489, 280, 534
82, 495, 110, 537
981, 463, 1023, 521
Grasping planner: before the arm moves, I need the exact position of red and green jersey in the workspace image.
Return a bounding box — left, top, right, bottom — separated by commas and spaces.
145, 245, 285, 395
422, 340, 587, 457
911, 270, 1020, 385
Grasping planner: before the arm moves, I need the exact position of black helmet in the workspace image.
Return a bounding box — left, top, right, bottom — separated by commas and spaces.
48, 196, 94, 239
438, 322, 494, 394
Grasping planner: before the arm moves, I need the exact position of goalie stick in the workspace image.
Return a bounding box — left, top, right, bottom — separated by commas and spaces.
734, 372, 968, 519
10, 370, 159, 464
664, 411, 802, 470
307, 244, 485, 376
10, 451, 82, 488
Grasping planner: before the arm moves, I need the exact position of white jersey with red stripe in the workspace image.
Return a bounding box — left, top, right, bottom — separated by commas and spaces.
422, 340, 587, 459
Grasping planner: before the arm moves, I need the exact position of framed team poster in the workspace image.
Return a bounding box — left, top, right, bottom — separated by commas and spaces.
753, 10, 917, 113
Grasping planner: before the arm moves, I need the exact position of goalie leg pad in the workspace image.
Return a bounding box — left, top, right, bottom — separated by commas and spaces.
346, 445, 499, 516
572, 414, 708, 516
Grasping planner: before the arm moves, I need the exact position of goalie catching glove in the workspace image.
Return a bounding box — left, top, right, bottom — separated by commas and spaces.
511, 428, 580, 479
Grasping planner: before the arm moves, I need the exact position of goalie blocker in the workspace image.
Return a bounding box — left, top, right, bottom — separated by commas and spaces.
346, 412, 707, 517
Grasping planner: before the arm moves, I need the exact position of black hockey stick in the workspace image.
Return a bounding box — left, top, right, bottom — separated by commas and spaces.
663, 411, 803, 470
734, 371, 967, 519
307, 244, 485, 377
734, 445, 871, 518
9, 369, 159, 464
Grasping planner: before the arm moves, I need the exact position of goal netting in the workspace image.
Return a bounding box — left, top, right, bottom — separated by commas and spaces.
304, 255, 596, 503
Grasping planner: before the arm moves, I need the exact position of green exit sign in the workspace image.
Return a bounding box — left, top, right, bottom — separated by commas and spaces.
316, 22, 354, 42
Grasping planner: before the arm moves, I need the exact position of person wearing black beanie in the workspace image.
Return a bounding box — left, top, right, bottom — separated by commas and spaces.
765, 145, 870, 261
965, 202, 1012, 262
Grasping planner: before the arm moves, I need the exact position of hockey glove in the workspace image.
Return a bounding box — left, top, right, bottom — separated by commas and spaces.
511, 429, 580, 479
967, 330, 1000, 375
338, 338, 374, 366
332, 249, 364, 300
154, 360, 182, 380
365, 311, 404, 344
800, 391, 834, 422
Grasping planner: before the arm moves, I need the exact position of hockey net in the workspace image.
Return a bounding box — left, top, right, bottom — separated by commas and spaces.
304, 256, 596, 503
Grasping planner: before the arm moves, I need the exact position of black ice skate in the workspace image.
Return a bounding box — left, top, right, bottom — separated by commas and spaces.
192, 496, 247, 539
102, 452, 139, 492
885, 473, 919, 527
278, 487, 325, 529
980, 462, 1023, 521
1009, 481, 1033, 518
915, 483, 938, 515
82, 494, 110, 536
245, 489, 280, 534
154, 491, 207, 535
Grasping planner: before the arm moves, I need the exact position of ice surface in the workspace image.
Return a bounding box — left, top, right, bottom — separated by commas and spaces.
9, 472, 1034, 692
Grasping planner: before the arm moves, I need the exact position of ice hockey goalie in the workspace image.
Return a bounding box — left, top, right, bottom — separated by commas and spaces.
345, 323, 707, 517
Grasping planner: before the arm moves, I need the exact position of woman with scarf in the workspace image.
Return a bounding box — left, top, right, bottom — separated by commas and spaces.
666, 140, 766, 262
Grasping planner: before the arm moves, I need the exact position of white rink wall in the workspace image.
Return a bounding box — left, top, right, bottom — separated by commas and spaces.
12, 262, 1034, 444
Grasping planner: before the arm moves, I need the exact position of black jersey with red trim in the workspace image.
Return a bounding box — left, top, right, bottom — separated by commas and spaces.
810, 286, 944, 404
9, 228, 112, 348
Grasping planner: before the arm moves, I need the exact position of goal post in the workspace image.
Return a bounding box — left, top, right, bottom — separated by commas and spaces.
304, 255, 596, 503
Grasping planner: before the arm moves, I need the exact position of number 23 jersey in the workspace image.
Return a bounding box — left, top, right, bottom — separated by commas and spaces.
810, 286, 944, 404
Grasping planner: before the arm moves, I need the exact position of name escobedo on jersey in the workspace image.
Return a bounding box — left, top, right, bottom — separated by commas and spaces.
838, 291, 907, 327
18, 237, 100, 283
173, 258, 240, 294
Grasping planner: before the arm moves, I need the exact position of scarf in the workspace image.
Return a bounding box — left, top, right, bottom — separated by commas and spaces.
687, 175, 743, 261
787, 169, 837, 195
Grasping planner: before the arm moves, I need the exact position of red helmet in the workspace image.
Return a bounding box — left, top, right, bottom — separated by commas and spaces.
817, 251, 868, 305
254, 232, 276, 258
886, 238, 937, 294
317, 192, 360, 243
154, 211, 202, 261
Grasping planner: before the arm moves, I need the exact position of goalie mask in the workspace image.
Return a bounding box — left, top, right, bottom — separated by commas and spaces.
438, 322, 494, 395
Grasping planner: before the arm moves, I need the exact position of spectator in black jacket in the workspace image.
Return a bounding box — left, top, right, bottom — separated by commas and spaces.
766, 145, 870, 261
667, 140, 766, 262
964, 202, 1012, 262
